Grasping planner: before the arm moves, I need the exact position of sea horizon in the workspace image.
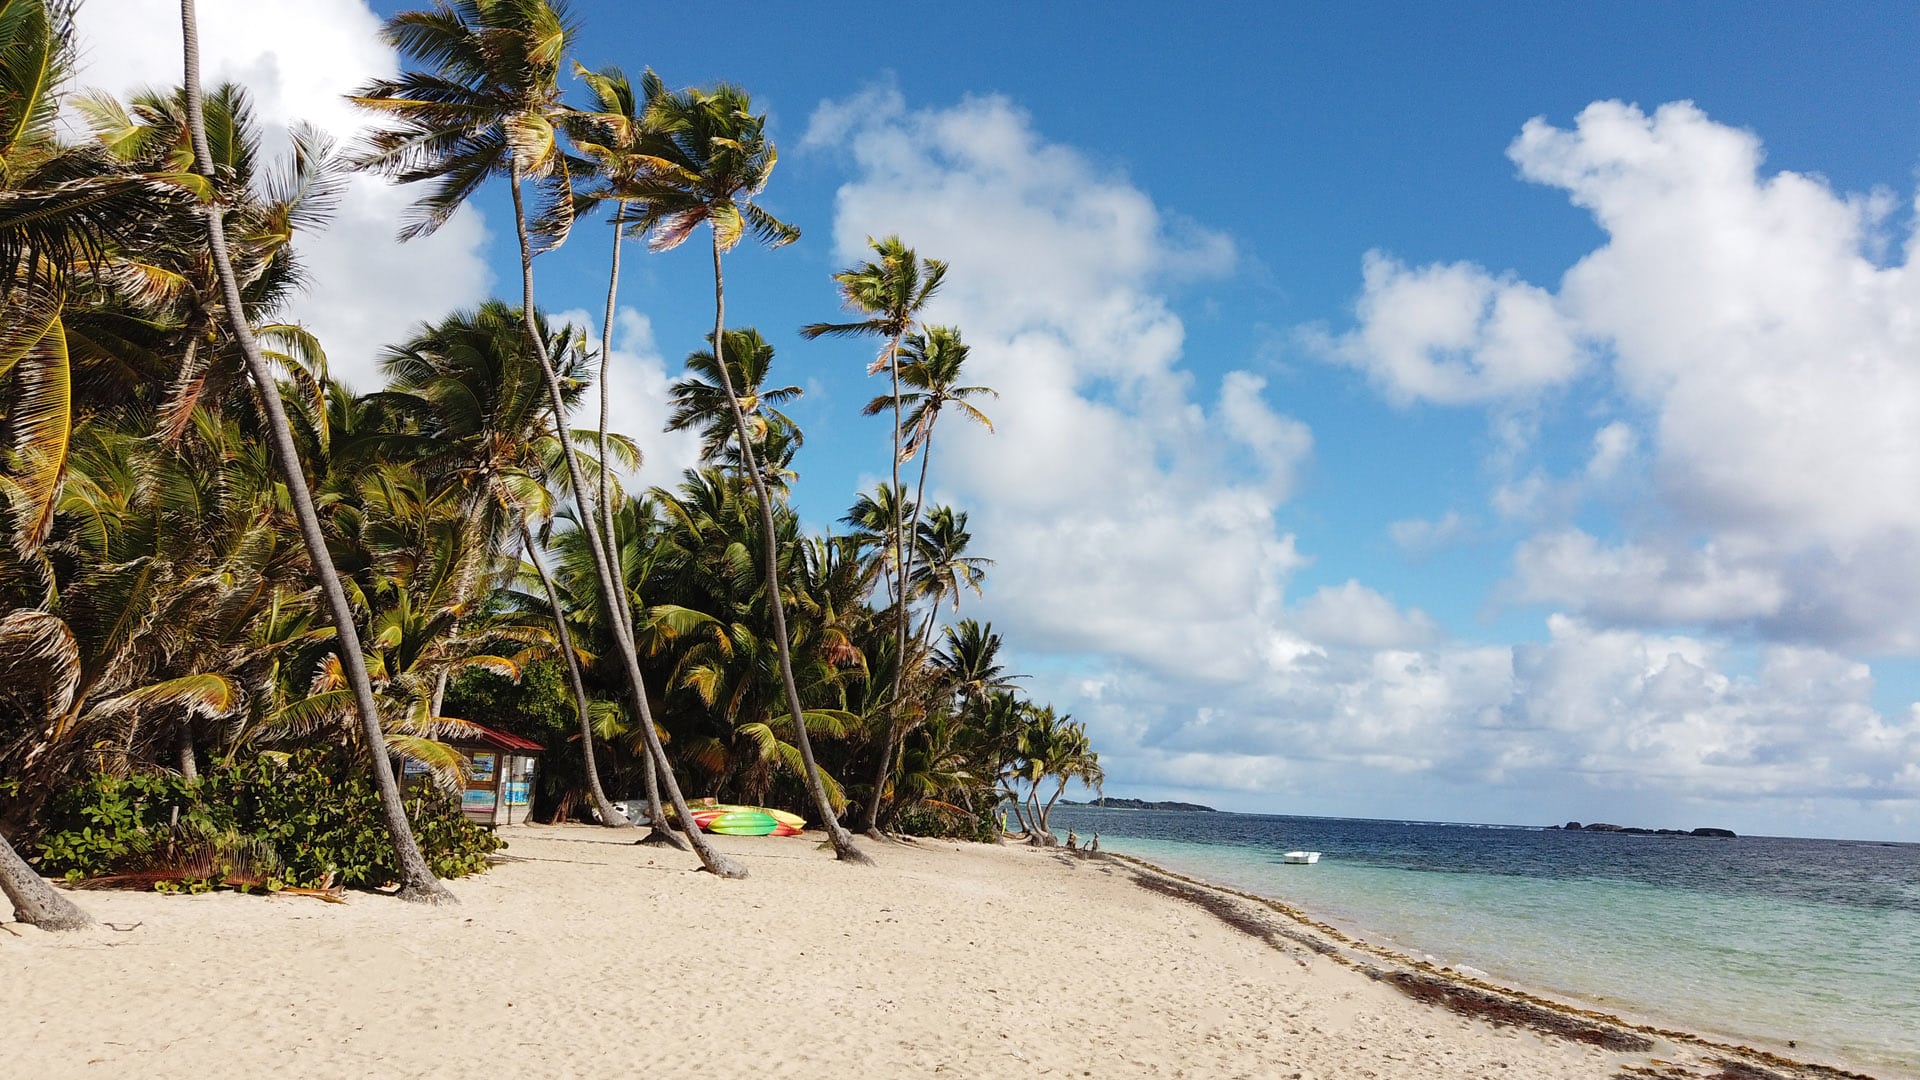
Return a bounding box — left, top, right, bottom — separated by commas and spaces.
1060, 798, 1920, 846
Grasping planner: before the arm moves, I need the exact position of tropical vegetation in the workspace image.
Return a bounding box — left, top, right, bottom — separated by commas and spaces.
0, 0, 1101, 929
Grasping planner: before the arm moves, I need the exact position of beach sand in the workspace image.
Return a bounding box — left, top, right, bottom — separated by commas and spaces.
0, 826, 1875, 1079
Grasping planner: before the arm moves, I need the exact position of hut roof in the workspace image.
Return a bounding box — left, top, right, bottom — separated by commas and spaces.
457, 722, 545, 754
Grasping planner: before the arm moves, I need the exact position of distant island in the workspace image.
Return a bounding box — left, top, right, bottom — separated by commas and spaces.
1553, 821, 1736, 838
1064, 797, 1219, 812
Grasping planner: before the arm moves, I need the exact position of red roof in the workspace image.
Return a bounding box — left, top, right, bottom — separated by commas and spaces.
459, 722, 545, 753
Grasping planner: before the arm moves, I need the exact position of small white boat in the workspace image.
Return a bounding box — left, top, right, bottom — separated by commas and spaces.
1282, 850, 1321, 864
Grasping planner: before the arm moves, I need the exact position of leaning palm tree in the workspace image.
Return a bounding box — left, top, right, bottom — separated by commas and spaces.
0, 609, 90, 929
348, 0, 741, 876
1, 825, 89, 929
564, 63, 680, 841
801, 236, 946, 840
180, 0, 450, 901
620, 83, 868, 864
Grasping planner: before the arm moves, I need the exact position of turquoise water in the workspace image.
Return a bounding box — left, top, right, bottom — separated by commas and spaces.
1047, 807, 1920, 1077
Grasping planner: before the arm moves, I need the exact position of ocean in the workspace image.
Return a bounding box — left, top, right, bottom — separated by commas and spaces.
1044, 805, 1920, 1078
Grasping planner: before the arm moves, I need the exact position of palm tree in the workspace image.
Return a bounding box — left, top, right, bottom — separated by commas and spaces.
0, 606, 90, 928
800, 236, 946, 839
565, 63, 680, 841
350, 0, 741, 877
619, 82, 868, 864
0, 0, 181, 558
841, 484, 914, 608
668, 328, 803, 467
1014, 707, 1101, 846
869, 324, 993, 628
910, 505, 991, 649
378, 303, 635, 829
935, 619, 1017, 713
180, 0, 451, 901
1, 823, 88, 929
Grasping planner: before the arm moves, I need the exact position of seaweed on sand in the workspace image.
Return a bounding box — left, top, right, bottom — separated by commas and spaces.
1376, 969, 1654, 1052
1130, 871, 1340, 959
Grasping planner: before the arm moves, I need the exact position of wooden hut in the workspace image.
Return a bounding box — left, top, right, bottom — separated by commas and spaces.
402, 723, 544, 827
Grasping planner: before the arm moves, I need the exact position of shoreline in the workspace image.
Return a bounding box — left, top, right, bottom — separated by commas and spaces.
2, 826, 1901, 1079
1098, 849, 1893, 1080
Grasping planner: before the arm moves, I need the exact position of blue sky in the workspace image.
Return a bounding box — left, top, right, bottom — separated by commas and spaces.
78, 1, 1920, 839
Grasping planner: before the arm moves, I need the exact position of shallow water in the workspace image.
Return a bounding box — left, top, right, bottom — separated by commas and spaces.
1046, 806, 1920, 1077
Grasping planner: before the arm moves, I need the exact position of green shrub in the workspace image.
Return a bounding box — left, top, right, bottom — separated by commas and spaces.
34, 750, 504, 891
893, 803, 997, 843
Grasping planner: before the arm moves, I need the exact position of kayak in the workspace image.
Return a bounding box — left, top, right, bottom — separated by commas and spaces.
695, 808, 779, 836
683, 803, 808, 837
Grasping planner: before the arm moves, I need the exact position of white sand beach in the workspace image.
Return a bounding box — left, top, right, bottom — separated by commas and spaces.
0, 827, 1872, 1079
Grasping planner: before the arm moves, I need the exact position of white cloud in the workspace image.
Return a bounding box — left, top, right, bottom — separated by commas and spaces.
1585, 420, 1637, 482
1217, 371, 1314, 501
1291, 580, 1438, 649
807, 90, 1306, 682
1321, 100, 1920, 651
1052, 612, 1920, 831
73, 0, 492, 391
1305, 252, 1586, 405
1511, 530, 1786, 625
810, 89, 1920, 838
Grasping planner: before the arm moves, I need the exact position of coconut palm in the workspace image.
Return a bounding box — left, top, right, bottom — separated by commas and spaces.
376, 303, 635, 829
181, 0, 450, 901
618, 82, 868, 864
867, 324, 992, 629
1, 822, 87, 929
0, 0, 182, 558
564, 63, 680, 839
350, 0, 740, 876
1014, 707, 1101, 846
800, 236, 947, 839
910, 505, 991, 649
668, 328, 803, 468
841, 484, 914, 608
66, 84, 342, 445
935, 619, 1017, 713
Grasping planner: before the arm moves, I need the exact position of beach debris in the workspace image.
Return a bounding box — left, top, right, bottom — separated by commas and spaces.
1374, 969, 1653, 1052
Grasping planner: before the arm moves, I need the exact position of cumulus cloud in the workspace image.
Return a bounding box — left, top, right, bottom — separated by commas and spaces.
1510, 530, 1786, 626
806, 89, 1308, 683
1321, 100, 1920, 652
1069, 613, 1920, 827
1305, 252, 1586, 405
1291, 580, 1438, 649
811, 89, 1920, 836
73, 0, 492, 390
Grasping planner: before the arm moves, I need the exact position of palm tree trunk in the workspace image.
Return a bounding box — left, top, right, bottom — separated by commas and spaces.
176, 721, 198, 781
432, 486, 495, 719
590, 206, 673, 844
908, 428, 945, 655
517, 519, 631, 831
860, 332, 913, 840
1, 827, 90, 930
180, 0, 450, 904
708, 233, 869, 865
506, 170, 742, 878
